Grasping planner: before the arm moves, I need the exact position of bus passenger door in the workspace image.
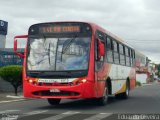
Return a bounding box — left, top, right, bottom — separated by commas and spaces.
95, 31, 105, 97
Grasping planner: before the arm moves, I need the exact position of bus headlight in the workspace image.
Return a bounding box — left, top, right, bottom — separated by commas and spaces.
27, 78, 38, 85
29, 79, 33, 83
81, 79, 87, 83
74, 78, 87, 85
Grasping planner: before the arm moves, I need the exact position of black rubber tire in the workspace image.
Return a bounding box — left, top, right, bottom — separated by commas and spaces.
47, 98, 61, 105
116, 81, 130, 99
97, 83, 109, 106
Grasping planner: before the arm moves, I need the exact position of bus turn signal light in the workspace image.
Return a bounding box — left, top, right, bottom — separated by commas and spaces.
28, 78, 38, 85
75, 79, 87, 85
81, 79, 87, 83
29, 79, 33, 83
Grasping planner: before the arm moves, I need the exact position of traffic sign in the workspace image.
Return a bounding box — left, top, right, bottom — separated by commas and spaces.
0, 20, 8, 35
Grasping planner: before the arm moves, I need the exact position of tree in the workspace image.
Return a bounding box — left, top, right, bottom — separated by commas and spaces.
158, 64, 160, 78
0, 65, 22, 96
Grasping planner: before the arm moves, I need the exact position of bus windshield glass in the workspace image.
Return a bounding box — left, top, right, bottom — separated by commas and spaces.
27, 36, 91, 71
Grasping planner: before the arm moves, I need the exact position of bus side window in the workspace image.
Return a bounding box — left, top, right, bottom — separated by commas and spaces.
113, 40, 119, 64
95, 31, 105, 71
97, 32, 105, 62
128, 48, 131, 66
130, 49, 134, 66
106, 37, 113, 63
125, 47, 130, 66
133, 50, 135, 66
119, 44, 125, 65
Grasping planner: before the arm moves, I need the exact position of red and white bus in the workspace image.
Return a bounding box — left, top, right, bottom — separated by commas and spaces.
14, 22, 136, 105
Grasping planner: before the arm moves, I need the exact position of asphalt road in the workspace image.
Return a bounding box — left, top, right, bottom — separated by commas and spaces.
0, 82, 160, 120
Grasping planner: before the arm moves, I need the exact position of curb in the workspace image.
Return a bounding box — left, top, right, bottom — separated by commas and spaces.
0, 96, 34, 104
141, 83, 152, 86
6, 95, 24, 99
0, 99, 26, 104
0, 98, 35, 104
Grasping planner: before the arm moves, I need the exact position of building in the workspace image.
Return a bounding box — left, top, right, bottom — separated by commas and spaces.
148, 63, 157, 80
0, 20, 8, 48
135, 50, 150, 84
0, 48, 23, 67
0, 20, 24, 92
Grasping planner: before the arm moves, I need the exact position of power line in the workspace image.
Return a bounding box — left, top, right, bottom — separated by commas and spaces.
124, 39, 160, 44
125, 39, 160, 41
126, 42, 160, 44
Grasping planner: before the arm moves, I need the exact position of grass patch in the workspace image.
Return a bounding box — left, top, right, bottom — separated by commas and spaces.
136, 81, 142, 86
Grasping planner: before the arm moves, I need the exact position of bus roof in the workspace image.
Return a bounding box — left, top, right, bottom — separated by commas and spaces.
30, 21, 134, 49
88, 22, 134, 49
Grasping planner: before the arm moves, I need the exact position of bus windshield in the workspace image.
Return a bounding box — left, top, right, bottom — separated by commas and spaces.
27, 37, 91, 71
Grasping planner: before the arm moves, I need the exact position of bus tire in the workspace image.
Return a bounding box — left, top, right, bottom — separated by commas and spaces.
120, 80, 130, 99
97, 82, 108, 106
47, 98, 61, 105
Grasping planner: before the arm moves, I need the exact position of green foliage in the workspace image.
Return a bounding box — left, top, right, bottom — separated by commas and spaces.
158, 64, 160, 71
158, 64, 160, 78
136, 81, 142, 86
0, 65, 22, 95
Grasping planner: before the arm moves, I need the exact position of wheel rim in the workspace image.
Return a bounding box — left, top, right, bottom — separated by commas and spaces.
126, 83, 129, 96
103, 87, 108, 102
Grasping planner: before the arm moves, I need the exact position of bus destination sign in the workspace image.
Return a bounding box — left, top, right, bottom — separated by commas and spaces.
40, 25, 80, 34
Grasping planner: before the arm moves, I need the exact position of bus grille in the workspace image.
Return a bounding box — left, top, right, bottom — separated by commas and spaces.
38, 83, 72, 86
33, 90, 80, 96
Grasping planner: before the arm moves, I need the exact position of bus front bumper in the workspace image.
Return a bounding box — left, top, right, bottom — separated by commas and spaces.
23, 81, 96, 99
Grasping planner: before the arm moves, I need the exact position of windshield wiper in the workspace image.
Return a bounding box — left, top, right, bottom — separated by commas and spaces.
62, 35, 77, 54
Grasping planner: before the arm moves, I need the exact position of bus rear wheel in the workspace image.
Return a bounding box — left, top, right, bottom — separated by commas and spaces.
97, 84, 108, 106
121, 80, 130, 99
116, 81, 130, 99
47, 98, 61, 105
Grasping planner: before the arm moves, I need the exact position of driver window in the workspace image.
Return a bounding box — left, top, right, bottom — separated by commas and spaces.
95, 31, 105, 71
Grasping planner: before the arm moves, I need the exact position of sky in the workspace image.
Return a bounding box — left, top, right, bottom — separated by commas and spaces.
0, 0, 160, 63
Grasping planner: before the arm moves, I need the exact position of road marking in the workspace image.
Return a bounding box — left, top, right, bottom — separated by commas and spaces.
0, 110, 20, 114
41, 111, 80, 120
6, 95, 24, 99
84, 113, 113, 120
142, 83, 152, 86
24, 110, 48, 116
0, 99, 25, 104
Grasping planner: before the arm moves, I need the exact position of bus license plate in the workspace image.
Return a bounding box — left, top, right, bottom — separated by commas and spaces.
50, 88, 60, 93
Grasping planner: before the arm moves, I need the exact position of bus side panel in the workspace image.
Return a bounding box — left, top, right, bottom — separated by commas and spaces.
95, 63, 112, 98
129, 68, 136, 90
107, 64, 136, 95
82, 82, 96, 98
22, 48, 27, 96
87, 26, 95, 83
82, 28, 98, 98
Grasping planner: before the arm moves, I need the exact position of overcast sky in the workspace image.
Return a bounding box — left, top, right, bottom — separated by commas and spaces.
0, 0, 160, 63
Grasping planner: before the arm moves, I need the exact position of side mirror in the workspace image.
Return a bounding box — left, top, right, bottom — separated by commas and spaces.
14, 35, 28, 58
14, 39, 17, 52
98, 39, 105, 60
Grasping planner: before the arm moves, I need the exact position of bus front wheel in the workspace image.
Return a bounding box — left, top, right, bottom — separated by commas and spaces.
97, 83, 108, 106
47, 98, 61, 105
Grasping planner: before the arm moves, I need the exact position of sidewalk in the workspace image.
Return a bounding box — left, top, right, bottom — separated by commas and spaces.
0, 91, 25, 103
